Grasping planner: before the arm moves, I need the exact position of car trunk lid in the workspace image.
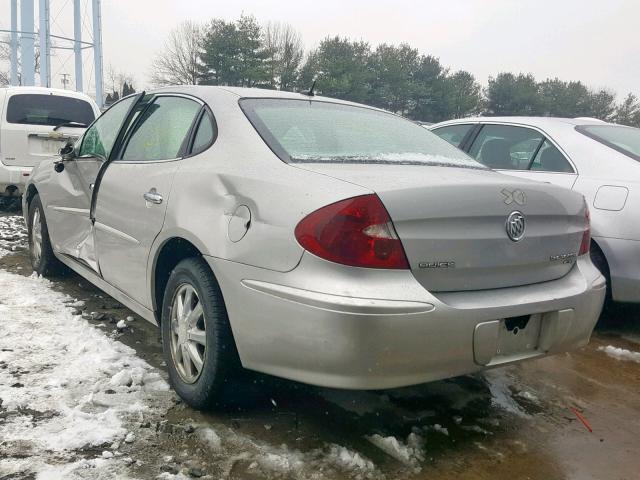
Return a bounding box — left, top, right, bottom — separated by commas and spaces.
294, 163, 586, 292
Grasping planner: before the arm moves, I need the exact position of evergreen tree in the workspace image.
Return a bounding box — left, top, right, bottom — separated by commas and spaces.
615, 93, 640, 127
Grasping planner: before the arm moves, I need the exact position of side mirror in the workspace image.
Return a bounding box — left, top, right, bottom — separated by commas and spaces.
59, 140, 76, 160
54, 140, 77, 172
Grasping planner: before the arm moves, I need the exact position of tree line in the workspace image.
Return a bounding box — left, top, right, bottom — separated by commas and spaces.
149, 15, 640, 127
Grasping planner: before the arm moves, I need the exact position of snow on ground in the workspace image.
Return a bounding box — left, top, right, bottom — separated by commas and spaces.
187, 424, 380, 479
0, 214, 28, 254
366, 433, 425, 468
0, 236, 382, 479
598, 345, 640, 363
0, 269, 174, 479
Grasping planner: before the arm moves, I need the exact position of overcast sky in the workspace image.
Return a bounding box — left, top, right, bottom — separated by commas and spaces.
2, 0, 639, 99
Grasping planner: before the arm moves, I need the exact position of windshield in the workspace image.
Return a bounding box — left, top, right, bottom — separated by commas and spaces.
240, 98, 484, 169
6, 94, 96, 127
576, 124, 640, 161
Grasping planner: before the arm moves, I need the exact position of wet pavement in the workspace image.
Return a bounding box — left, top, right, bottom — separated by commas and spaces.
1, 205, 639, 479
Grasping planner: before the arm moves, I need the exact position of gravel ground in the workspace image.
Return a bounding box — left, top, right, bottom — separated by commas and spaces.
1, 208, 639, 480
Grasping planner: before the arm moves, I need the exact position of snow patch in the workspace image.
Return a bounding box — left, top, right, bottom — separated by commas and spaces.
598, 345, 640, 363
0, 269, 173, 478
366, 433, 425, 466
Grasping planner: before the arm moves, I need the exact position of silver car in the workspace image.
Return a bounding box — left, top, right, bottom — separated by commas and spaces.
23, 87, 605, 409
430, 117, 640, 304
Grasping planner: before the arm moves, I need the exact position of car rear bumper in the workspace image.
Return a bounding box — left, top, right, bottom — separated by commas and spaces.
0, 161, 33, 195
594, 235, 640, 303
207, 253, 605, 390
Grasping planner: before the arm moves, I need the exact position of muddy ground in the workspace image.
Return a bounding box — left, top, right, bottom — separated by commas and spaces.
1, 203, 639, 480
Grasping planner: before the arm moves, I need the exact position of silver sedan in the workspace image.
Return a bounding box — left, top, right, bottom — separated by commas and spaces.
430, 117, 640, 305
23, 87, 605, 409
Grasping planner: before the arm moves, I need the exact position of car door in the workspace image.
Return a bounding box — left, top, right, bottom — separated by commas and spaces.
466, 123, 577, 189
92, 94, 204, 307
43, 94, 141, 272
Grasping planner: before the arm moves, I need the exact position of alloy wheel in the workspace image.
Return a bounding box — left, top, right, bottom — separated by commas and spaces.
31, 209, 42, 265
169, 283, 207, 384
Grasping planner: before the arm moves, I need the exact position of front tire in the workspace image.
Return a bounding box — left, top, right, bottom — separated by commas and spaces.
161, 257, 237, 409
28, 194, 66, 277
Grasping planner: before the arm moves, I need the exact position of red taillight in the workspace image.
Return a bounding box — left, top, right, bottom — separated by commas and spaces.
295, 194, 409, 269
579, 206, 591, 256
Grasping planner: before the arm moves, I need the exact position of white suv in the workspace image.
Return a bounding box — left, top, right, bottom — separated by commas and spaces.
0, 87, 100, 197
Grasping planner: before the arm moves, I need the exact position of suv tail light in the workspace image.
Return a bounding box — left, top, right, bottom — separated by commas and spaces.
578, 205, 591, 256
295, 194, 409, 269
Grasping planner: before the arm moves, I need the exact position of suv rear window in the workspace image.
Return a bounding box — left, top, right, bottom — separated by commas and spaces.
6, 94, 95, 127
240, 98, 484, 169
576, 124, 640, 161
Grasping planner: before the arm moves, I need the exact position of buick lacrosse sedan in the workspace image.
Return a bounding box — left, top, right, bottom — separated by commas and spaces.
430, 117, 640, 305
23, 87, 605, 408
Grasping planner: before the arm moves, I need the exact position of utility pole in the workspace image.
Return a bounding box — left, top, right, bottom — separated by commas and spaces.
20, 0, 36, 86
92, 0, 104, 107
61, 73, 70, 89
39, 0, 51, 87
10, 0, 19, 86
73, 0, 83, 92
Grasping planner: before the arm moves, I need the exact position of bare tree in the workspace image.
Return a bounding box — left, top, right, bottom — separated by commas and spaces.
0, 33, 43, 86
105, 63, 136, 101
263, 21, 304, 91
0, 36, 12, 86
150, 21, 203, 87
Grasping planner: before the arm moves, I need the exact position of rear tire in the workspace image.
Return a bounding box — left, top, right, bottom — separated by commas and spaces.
28, 194, 66, 277
160, 257, 238, 409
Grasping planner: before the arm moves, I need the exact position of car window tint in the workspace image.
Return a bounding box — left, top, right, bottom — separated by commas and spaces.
122, 96, 200, 161
432, 124, 474, 148
6, 94, 95, 126
530, 140, 574, 172
191, 111, 216, 155
469, 125, 544, 170
79, 95, 138, 159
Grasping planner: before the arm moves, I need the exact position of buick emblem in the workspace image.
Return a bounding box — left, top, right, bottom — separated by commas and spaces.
506, 211, 526, 242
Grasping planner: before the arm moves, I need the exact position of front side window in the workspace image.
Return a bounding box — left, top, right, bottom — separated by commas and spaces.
121, 96, 201, 161
240, 99, 483, 169
432, 124, 474, 148
530, 140, 574, 173
79, 95, 138, 159
469, 125, 544, 170
6, 94, 95, 127
577, 124, 640, 161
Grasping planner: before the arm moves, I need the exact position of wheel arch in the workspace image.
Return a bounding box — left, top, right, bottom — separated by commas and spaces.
590, 238, 612, 300
150, 236, 204, 324
24, 184, 39, 210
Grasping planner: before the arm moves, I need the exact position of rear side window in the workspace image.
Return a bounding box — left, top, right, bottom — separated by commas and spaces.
432, 124, 474, 148
530, 140, 574, 173
121, 96, 201, 161
469, 124, 544, 170
190, 111, 217, 155
576, 124, 640, 161
6, 94, 95, 127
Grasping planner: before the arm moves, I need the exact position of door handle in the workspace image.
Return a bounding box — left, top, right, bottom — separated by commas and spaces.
143, 189, 163, 204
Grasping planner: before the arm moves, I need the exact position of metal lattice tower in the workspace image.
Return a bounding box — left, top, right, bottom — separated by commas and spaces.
3, 0, 105, 107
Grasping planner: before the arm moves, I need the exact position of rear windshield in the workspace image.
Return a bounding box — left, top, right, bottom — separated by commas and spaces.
240, 98, 484, 169
6, 94, 95, 127
576, 124, 640, 161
